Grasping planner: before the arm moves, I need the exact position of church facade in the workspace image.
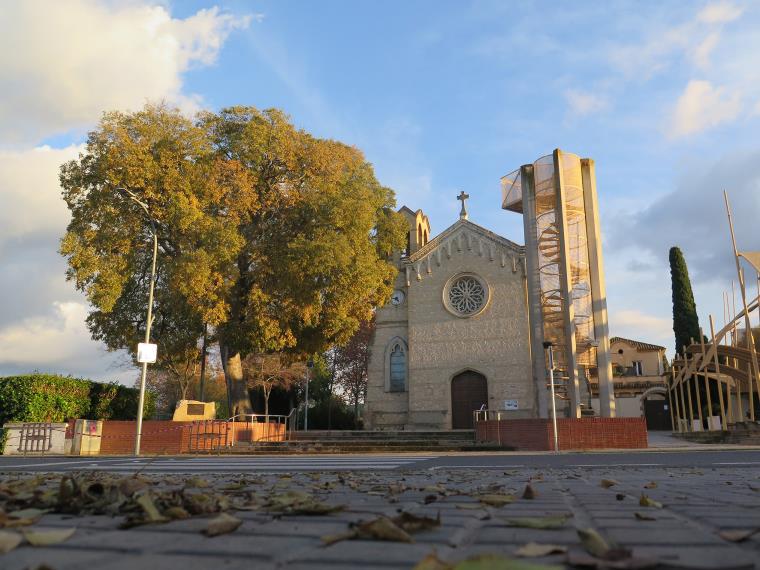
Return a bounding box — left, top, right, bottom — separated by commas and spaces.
365, 198, 535, 430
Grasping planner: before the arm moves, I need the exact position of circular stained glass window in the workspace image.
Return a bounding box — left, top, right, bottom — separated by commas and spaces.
444, 274, 489, 317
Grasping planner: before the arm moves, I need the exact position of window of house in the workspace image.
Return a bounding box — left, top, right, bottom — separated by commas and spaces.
389, 344, 406, 392
632, 360, 643, 376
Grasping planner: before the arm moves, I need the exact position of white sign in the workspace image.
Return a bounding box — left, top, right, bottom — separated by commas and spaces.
504, 399, 519, 411
137, 342, 157, 364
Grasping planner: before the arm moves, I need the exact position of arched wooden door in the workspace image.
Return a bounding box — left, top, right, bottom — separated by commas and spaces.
451, 371, 488, 429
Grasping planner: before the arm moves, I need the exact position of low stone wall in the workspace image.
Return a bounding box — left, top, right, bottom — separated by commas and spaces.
475, 417, 648, 451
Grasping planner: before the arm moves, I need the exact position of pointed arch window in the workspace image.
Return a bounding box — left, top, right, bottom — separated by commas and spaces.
385, 337, 407, 392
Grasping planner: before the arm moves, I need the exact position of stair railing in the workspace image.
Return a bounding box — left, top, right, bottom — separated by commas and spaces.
227, 409, 297, 447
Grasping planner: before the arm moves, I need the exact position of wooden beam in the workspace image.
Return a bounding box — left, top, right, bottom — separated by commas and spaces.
709, 315, 727, 430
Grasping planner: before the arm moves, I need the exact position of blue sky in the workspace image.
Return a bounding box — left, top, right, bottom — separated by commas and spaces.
1, 0, 759, 382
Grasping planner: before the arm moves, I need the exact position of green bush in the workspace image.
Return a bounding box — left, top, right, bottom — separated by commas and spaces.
0, 374, 155, 429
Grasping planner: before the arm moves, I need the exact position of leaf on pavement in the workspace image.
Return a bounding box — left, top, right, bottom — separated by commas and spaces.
566, 551, 659, 569
522, 484, 537, 500
638, 494, 662, 509
135, 492, 168, 523
22, 527, 76, 546
477, 493, 515, 507
577, 528, 613, 558
322, 515, 416, 545
203, 513, 242, 537
413, 552, 451, 570
453, 554, 564, 569
718, 528, 760, 543
501, 515, 571, 530
514, 542, 566, 557
185, 477, 210, 488
7, 508, 47, 521
0, 530, 23, 554
643, 482, 657, 489
600, 479, 618, 489
634, 512, 656, 521
164, 506, 190, 520
394, 511, 441, 533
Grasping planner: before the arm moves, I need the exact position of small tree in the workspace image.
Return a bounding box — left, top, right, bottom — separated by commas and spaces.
669, 246, 701, 355
334, 319, 374, 418
245, 354, 306, 420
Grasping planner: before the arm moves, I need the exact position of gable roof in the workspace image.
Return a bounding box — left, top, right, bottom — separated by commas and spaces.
610, 336, 666, 352
409, 218, 523, 263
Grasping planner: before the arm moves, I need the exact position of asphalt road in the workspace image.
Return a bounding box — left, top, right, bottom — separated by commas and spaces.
2, 449, 760, 473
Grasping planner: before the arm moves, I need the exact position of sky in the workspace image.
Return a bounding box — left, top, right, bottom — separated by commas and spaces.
1, 0, 759, 384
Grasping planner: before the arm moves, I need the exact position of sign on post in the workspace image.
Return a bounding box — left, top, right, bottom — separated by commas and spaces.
137, 342, 157, 364
504, 399, 519, 411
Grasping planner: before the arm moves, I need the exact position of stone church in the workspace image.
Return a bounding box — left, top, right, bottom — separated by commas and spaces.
365, 194, 534, 430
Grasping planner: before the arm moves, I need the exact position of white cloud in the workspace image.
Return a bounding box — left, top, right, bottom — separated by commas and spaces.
609, 309, 673, 349
669, 80, 741, 138
0, 1, 250, 144
692, 31, 720, 68
0, 145, 81, 247
0, 301, 133, 383
697, 1, 743, 24
564, 89, 608, 117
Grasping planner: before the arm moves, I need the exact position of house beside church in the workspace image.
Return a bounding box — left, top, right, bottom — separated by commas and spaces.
365, 195, 535, 430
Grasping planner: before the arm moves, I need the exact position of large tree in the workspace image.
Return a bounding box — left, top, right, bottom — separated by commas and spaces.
669, 246, 701, 355
60, 104, 406, 414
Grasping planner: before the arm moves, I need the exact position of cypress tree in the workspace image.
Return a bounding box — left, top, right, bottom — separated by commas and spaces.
669, 246, 701, 355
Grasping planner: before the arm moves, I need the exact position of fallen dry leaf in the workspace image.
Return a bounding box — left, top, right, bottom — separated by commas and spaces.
0, 530, 23, 554
502, 515, 571, 530
577, 528, 632, 561
634, 512, 656, 521
453, 554, 563, 569
638, 494, 663, 509
522, 484, 537, 500
203, 513, 242, 537
22, 527, 76, 546
514, 542, 567, 557
413, 552, 450, 570
643, 482, 658, 489
601, 479, 618, 489
477, 493, 515, 507
394, 511, 441, 533
718, 528, 760, 543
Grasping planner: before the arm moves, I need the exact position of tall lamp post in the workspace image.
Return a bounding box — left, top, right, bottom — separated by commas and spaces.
118, 187, 158, 456
543, 341, 559, 453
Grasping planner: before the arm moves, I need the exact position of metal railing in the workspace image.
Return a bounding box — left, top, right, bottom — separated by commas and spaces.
17, 422, 54, 454
227, 409, 296, 447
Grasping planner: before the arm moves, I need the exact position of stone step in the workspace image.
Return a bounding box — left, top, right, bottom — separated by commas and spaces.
290, 430, 475, 441
203, 442, 509, 454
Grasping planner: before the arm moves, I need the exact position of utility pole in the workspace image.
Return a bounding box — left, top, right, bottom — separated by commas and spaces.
118, 187, 158, 457
544, 341, 559, 453
199, 323, 208, 402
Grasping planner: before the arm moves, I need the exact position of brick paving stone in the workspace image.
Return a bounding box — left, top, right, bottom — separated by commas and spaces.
2, 467, 760, 569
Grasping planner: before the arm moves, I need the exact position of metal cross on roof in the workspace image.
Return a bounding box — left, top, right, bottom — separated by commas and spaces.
457, 190, 470, 220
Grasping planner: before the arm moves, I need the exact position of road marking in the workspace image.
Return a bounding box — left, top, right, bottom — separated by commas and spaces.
0, 457, 140, 469
714, 462, 760, 465
568, 463, 663, 467
0, 455, 434, 472
428, 464, 527, 470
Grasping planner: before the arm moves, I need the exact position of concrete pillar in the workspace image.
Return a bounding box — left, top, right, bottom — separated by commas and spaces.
581, 158, 616, 417
520, 165, 549, 418
553, 149, 581, 418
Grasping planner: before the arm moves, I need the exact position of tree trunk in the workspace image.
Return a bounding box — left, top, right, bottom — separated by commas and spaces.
220, 344, 252, 416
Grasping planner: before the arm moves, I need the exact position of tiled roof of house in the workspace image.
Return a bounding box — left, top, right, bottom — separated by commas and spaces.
610, 336, 666, 352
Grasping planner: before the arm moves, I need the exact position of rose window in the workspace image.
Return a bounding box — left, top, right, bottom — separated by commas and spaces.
447, 275, 487, 316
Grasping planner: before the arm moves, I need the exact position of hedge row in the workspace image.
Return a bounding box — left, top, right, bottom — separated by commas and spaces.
0, 374, 155, 427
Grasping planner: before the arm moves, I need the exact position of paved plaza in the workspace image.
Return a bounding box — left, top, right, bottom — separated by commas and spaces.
1, 451, 760, 569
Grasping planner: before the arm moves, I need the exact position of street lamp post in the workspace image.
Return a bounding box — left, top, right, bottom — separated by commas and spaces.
543, 341, 559, 453
304, 359, 314, 431
118, 187, 158, 456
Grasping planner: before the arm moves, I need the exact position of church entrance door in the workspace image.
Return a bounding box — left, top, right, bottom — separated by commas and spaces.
451, 371, 488, 429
